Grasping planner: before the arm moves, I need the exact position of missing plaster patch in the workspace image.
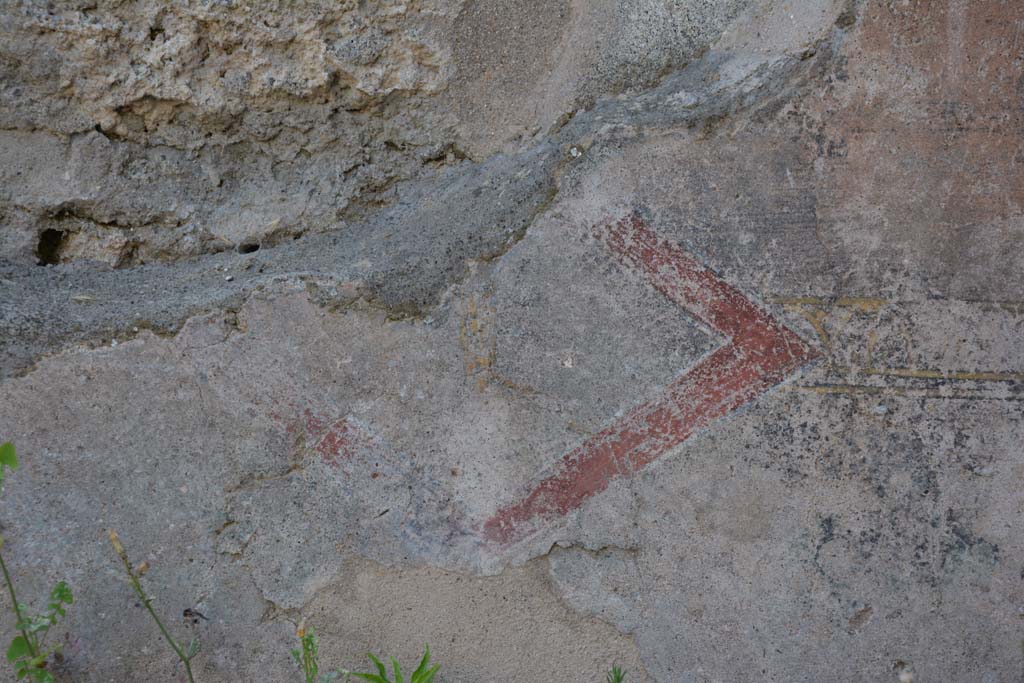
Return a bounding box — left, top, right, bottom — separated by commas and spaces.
36, 229, 67, 265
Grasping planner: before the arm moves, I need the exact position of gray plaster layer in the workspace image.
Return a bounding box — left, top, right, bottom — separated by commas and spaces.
3, 0, 1024, 682
1, 37, 825, 378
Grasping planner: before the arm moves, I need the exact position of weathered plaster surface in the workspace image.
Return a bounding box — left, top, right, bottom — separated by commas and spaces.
2, 0, 1022, 681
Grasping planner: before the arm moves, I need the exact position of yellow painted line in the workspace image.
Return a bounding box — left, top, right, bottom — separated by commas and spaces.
832, 366, 1024, 382
961, 299, 1024, 314
797, 308, 831, 349
768, 296, 888, 312
790, 384, 882, 395
770, 296, 1024, 314
785, 385, 1024, 401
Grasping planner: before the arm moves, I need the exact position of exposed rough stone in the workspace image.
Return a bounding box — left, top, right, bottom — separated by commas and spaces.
0, 0, 752, 266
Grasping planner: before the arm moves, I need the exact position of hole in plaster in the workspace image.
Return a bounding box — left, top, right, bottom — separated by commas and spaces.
237, 242, 261, 254
36, 229, 67, 265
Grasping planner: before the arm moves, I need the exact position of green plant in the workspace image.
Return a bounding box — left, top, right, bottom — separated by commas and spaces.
352, 645, 439, 683
0, 442, 75, 683
606, 665, 626, 683
108, 529, 199, 683
292, 623, 348, 683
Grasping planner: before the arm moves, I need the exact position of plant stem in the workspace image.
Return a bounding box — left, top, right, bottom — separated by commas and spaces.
115, 554, 195, 683
0, 550, 36, 657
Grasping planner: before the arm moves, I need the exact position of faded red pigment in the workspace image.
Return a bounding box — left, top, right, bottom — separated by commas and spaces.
312, 416, 378, 468
274, 406, 379, 469
482, 213, 819, 545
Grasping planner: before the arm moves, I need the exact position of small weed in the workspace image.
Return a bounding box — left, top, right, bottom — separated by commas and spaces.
352, 645, 439, 683
292, 623, 348, 683
0, 442, 75, 683
607, 665, 626, 683
108, 529, 199, 683
1, 441, 605, 682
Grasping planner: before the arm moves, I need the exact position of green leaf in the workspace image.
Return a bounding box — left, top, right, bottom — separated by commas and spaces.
186, 637, 200, 659
351, 675, 389, 683
0, 443, 17, 471
28, 670, 54, 683
410, 645, 430, 683
418, 664, 440, 683
390, 656, 402, 683
49, 582, 72, 606
607, 666, 626, 683
366, 653, 387, 680
6, 635, 30, 662
23, 616, 52, 634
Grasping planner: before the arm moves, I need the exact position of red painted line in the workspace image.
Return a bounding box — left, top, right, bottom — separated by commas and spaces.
482, 213, 819, 545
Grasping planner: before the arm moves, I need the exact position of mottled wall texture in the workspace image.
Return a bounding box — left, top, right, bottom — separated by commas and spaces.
2, 1, 1022, 681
